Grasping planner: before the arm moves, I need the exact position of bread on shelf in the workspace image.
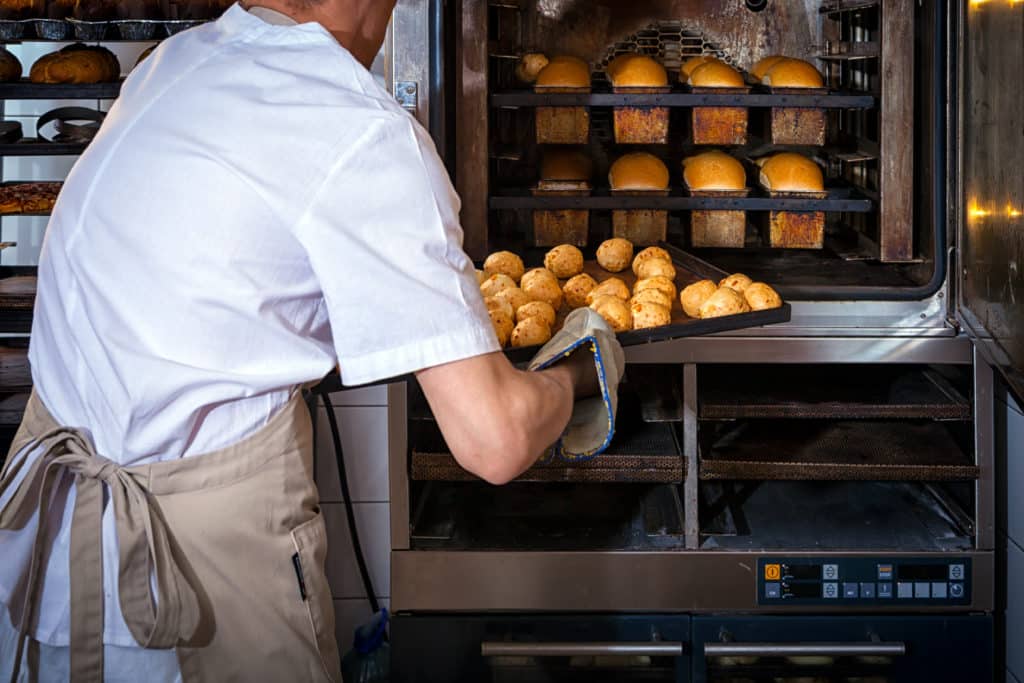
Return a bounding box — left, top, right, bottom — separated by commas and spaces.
72, 0, 116, 21
0, 0, 37, 20
682, 150, 747, 191
762, 58, 824, 89
757, 152, 825, 193
0, 47, 22, 83
30, 44, 120, 84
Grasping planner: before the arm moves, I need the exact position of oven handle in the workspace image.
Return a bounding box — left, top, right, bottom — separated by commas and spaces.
481, 641, 686, 658
704, 641, 906, 657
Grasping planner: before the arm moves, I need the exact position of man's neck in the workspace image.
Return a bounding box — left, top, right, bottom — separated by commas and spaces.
247, 5, 296, 26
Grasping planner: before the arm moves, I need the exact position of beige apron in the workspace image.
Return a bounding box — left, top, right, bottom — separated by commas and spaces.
0, 390, 341, 683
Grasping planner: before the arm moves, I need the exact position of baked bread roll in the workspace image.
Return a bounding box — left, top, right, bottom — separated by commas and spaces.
494, 286, 531, 315
606, 54, 667, 88
0, 0, 35, 19
516, 300, 556, 327
757, 152, 824, 193
489, 309, 514, 347
763, 58, 824, 88
541, 147, 592, 183
682, 150, 746, 191
484, 296, 514, 320
609, 152, 669, 191
484, 251, 525, 283
0, 48, 22, 83
750, 55, 787, 81
535, 56, 590, 88
45, 0, 76, 18
522, 275, 563, 310
699, 287, 750, 319
631, 288, 673, 310
521, 267, 558, 289
636, 258, 676, 281
73, 0, 116, 20
544, 244, 584, 279
134, 44, 156, 69
632, 246, 671, 276
689, 60, 744, 88
744, 282, 783, 311
480, 273, 517, 299
680, 280, 718, 318
563, 273, 598, 309
631, 301, 671, 330
588, 295, 631, 332
30, 44, 121, 84
516, 53, 549, 84
719, 273, 753, 293
586, 277, 630, 305
634, 275, 676, 302
596, 238, 634, 273
680, 55, 721, 82
511, 317, 552, 348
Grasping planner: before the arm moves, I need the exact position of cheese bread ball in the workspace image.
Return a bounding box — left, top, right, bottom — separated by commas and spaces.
744, 282, 783, 311
475, 269, 486, 285
511, 316, 553, 348
494, 286, 531, 315
489, 308, 514, 346
484, 296, 514, 319
483, 251, 526, 283
522, 275, 563, 310
543, 244, 585, 279
480, 273, 517, 299
586, 277, 630, 305
588, 295, 632, 332
521, 267, 558, 291
719, 272, 753, 293
632, 246, 671, 276
631, 301, 672, 330
634, 275, 677, 302
563, 273, 598, 309
636, 258, 676, 281
516, 300, 557, 327
680, 279, 718, 318
631, 288, 673, 309
596, 238, 634, 273
698, 286, 751, 319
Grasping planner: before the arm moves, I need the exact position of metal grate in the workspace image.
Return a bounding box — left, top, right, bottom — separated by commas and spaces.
592, 20, 738, 86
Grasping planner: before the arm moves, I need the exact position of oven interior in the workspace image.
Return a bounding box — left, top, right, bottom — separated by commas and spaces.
448, 0, 947, 300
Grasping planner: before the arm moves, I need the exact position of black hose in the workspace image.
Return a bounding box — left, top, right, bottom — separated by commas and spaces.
319, 391, 381, 615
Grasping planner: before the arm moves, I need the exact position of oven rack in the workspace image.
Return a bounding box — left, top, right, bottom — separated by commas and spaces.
0, 139, 88, 156
0, 80, 122, 100
699, 420, 979, 482
0, 344, 30, 393
0, 269, 37, 333
490, 90, 875, 109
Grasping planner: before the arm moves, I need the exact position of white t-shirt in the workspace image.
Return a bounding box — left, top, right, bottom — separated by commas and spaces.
0, 4, 496, 647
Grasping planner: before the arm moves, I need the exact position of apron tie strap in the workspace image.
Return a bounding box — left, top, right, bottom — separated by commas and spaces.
0, 425, 200, 683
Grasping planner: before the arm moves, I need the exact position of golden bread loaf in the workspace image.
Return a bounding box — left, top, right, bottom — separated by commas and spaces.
535, 56, 590, 88
606, 54, 668, 87
544, 244, 585, 279
596, 238, 634, 273
609, 152, 669, 191
763, 58, 824, 88
680, 280, 718, 318
683, 150, 747, 191
30, 44, 120, 84
757, 152, 824, 192
563, 273, 598, 309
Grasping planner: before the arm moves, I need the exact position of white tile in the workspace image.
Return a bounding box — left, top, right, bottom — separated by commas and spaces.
329, 386, 388, 407
0, 217, 48, 265
314, 406, 389, 504
322, 502, 390, 600
1008, 403, 1024, 544
1008, 538, 1024, 678
3, 155, 76, 180
104, 42, 157, 75
332, 598, 390, 656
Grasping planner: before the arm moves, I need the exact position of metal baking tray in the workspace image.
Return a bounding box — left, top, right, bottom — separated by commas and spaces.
0, 81, 122, 100
491, 90, 876, 109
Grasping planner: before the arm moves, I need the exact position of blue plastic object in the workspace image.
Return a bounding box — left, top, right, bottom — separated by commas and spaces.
341, 609, 391, 682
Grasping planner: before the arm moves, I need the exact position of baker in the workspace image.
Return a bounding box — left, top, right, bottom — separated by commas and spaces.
0, 1, 623, 681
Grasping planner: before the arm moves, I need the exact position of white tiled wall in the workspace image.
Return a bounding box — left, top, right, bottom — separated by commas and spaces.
999, 387, 1024, 682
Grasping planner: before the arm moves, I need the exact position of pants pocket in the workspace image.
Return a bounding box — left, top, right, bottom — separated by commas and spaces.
290, 511, 341, 683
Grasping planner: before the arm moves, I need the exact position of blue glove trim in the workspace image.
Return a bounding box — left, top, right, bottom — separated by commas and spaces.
532, 334, 615, 462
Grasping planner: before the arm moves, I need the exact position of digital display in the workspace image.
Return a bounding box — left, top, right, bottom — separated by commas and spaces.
784, 583, 822, 598
784, 565, 822, 580
897, 564, 948, 580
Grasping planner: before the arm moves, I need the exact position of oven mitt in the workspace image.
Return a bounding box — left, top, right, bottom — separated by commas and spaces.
527, 307, 625, 462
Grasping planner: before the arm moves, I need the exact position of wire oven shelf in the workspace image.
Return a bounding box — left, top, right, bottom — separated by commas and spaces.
0, 270, 37, 333
0, 139, 88, 156
491, 90, 876, 109
699, 420, 979, 482
0, 80, 122, 100
0, 345, 30, 393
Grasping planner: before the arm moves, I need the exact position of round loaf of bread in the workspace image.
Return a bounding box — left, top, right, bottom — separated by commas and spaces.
540, 147, 593, 182
522, 275, 563, 310
521, 267, 558, 289
634, 275, 677, 302
636, 258, 676, 281
744, 282, 783, 311
544, 244, 584, 279
484, 296, 514, 320
563, 273, 598, 309
719, 273, 753, 293
516, 300, 557, 327
589, 295, 632, 332
763, 58, 824, 88
494, 286, 531, 315
480, 273, 518, 299
516, 53, 549, 84
30, 44, 121, 84
749, 54, 787, 81
631, 301, 672, 330
631, 288, 673, 309
689, 61, 744, 88
596, 238, 635, 273
682, 150, 747, 191
632, 246, 672, 276
489, 309, 514, 347
535, 56, 591, 89
511, 317, 552, 348
680, 55, 721, 81
606, 54, 668, 88
680, 279, 718, 318
484, 251, 525, 283
586, 277, 630, 305
609, 153, 669, 191
757, 152, 824, 193
0, 48, 23, 83
699, 287, 751, 319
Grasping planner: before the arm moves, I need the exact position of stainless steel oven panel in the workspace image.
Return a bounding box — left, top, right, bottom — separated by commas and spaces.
391, 550, 994, 613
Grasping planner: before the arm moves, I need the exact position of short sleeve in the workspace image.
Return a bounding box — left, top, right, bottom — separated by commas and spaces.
292, 113, 499, 387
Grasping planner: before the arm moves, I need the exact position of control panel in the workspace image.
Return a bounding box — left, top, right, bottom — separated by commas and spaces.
757, 558, 971, 606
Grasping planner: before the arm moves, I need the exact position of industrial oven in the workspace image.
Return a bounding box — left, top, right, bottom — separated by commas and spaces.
380, 1, 1022, 680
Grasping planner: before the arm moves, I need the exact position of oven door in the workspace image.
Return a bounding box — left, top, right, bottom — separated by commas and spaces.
392, 614, 691, 683
693, 614, 992, 683
956, 0, 1024, 400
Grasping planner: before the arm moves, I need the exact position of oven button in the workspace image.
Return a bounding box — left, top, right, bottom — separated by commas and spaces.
950, 582, 965, 598
914, 582, 931, 598
897, 582, 914, 599
823, 582, 839, 599
823, 564, 840, 581
765, 582, 782, 599
932, 582, 948, 599
878, 582, 893, 598
765, 564, 781, 580
877, 564, 894, 580
860, 582, 876, 598
843, 582, 859, 599
949, 564, 965, 581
